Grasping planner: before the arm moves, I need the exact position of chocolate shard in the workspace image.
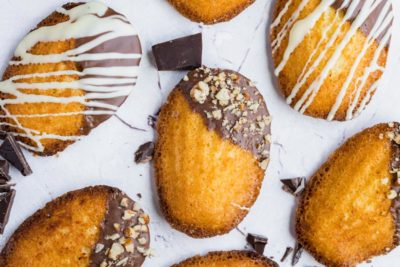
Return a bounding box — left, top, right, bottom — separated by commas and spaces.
152, 33, 202, 71
0, 189, 16, 234
246, 233, 268, 255
0, 134, 32, 176
280, 177, 306, 197
148, 115, 158, 129
134, 142, 155, 164
280, 247, 293, 262
292, 243, 303, 266
0, 183, 15, 193
0, 160, 11, 183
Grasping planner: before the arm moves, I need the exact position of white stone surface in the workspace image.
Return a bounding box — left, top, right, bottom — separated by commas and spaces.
0, 0, 399, 266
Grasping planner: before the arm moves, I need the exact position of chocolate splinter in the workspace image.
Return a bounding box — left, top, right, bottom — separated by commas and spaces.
280, 247, 293, 262
246, 233, 269, 255
292, 243, 303, 266
152, 33, 202, 71
281, 177, 306, 197
0, 189, 16, 234
135, 142, 155, 164
0, 134, 32, 176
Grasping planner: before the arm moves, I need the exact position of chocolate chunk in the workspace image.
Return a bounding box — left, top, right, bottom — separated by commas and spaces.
246, 233, 268, 255
147, 115, 157, 129
0, 134, 32, 176
0, 189, 15, 234
292, 243, 303, 266
152, 33, 202, 71
0, 183, 15, 193
281, 177, 306, 197
134, 142, 155, 164
280, 247, 293, 262
0, 160, 11, 183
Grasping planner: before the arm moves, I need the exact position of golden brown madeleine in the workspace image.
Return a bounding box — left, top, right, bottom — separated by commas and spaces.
168, 0, 255, 24
0, 186, 150, 267
0, 2, 142, 156
155, 67, 271, 238
270, 0, 393, 121
296, 123, 400, 266
172, 251, 278, 267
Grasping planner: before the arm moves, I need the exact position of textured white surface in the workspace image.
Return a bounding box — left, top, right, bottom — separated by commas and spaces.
0, 0, 399, 266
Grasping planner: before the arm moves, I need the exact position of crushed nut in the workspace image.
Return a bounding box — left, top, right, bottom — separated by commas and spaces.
387, 190, 397, 200
122, 210, 136, 220
108, 243, 125, 260
95, 243, 105, 253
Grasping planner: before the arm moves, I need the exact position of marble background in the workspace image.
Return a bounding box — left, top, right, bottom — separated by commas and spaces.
0, 0, 400, 266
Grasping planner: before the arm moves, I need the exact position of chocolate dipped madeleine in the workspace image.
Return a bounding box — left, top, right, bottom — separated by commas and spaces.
155, 67, 271, 238
0, 186, 150, 267
171, 251, 278, 267
270, 0, 393, 121
0, 2, 142, 156
296, 123, 400, 266
168, 0, 254, 24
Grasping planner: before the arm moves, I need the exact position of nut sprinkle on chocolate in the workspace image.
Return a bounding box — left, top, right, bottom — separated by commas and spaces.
180, 67, 271, 165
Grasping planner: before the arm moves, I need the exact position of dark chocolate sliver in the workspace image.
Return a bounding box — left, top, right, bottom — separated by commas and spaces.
147, 115, 157, 129
280, 247, 293, 262
0, 160, 11, 183
281, 177, 306, 197
134, 142, 155, 164
0, 134, 32, 176
0, 189, 15, 234
0, 183, 15, 193
292, 243, 303, 266
246, 233, 268, 255
152, 33, 202, 71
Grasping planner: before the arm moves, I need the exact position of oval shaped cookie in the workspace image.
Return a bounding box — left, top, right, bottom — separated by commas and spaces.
270, 0, 393, 121
0, 2, 142, 156
155, 67, 271, 238
169, 0, 255, 24
296, 123, 400, 266
172, 251, 278, 267
0, 185, 150, 267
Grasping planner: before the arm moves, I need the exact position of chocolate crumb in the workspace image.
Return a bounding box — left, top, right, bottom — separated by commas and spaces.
0, 189, 15, 234
280, 247, 293, 262
134, 142, 155, 164
137, 193, 142, 199
0, 134, 32, 176
147, 115, 158, 129
246, 233, 268, 255
292, 243, 303, 266
281, 177, 306, 197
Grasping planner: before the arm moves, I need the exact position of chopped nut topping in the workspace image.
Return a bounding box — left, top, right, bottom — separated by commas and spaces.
120, 198, 129, 208
190, 81, 210, 104
260, 159, 270, 170
138, 237, 147, 245
381, 177, 390, 185
108, 242, 125, 260
95, 243, 105, 253
133, 202, 141, 211
116, 257, 129, 266
114, 223, 121, 232
124, 239, 135, 253
387, 189, 397, 200
105, 233, 120, 240
122, 210, 136, 220
100, 261, 108, 267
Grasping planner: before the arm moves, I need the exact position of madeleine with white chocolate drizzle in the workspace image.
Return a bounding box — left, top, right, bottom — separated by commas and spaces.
270, 0, 393, 121
0, 2, 142, 155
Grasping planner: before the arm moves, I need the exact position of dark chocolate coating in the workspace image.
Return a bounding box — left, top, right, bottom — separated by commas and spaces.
179, 67, 271, 162
89, 188, 150, 267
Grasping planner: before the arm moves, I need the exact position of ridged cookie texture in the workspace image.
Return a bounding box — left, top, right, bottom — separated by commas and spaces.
0, 2, 142, 156
0, 185, 150, 267
172, 251, 278, 267
296, 123, 400, 266
168, 0, 255, 24
155, 67, 271, 238
270, 0, 393, 121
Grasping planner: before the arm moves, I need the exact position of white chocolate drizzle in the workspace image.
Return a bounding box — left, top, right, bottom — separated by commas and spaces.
271, 0, 393, 121
0, 2, 142, 153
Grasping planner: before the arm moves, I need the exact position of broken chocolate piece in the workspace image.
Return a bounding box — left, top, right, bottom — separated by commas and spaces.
281, 177, 306, 197
292, 243, 303, 266
152, 33, 202, 71
0, 183, 15, 193
246, 233, 268, 255
148, 115, 157, 129
134, 142, 155, 164
280, 247, 293, 262
0, 189, 15, 234
0, 134, 32, 176
0, 160, 11, 183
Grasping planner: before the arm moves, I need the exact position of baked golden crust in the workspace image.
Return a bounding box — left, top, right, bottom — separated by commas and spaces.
168, 0, 255, 24
270, 0, 391, 121
296, 123, 398, 266
155, 88, 265, 238
171, 251, 278, 267
0, 186, 110, 267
